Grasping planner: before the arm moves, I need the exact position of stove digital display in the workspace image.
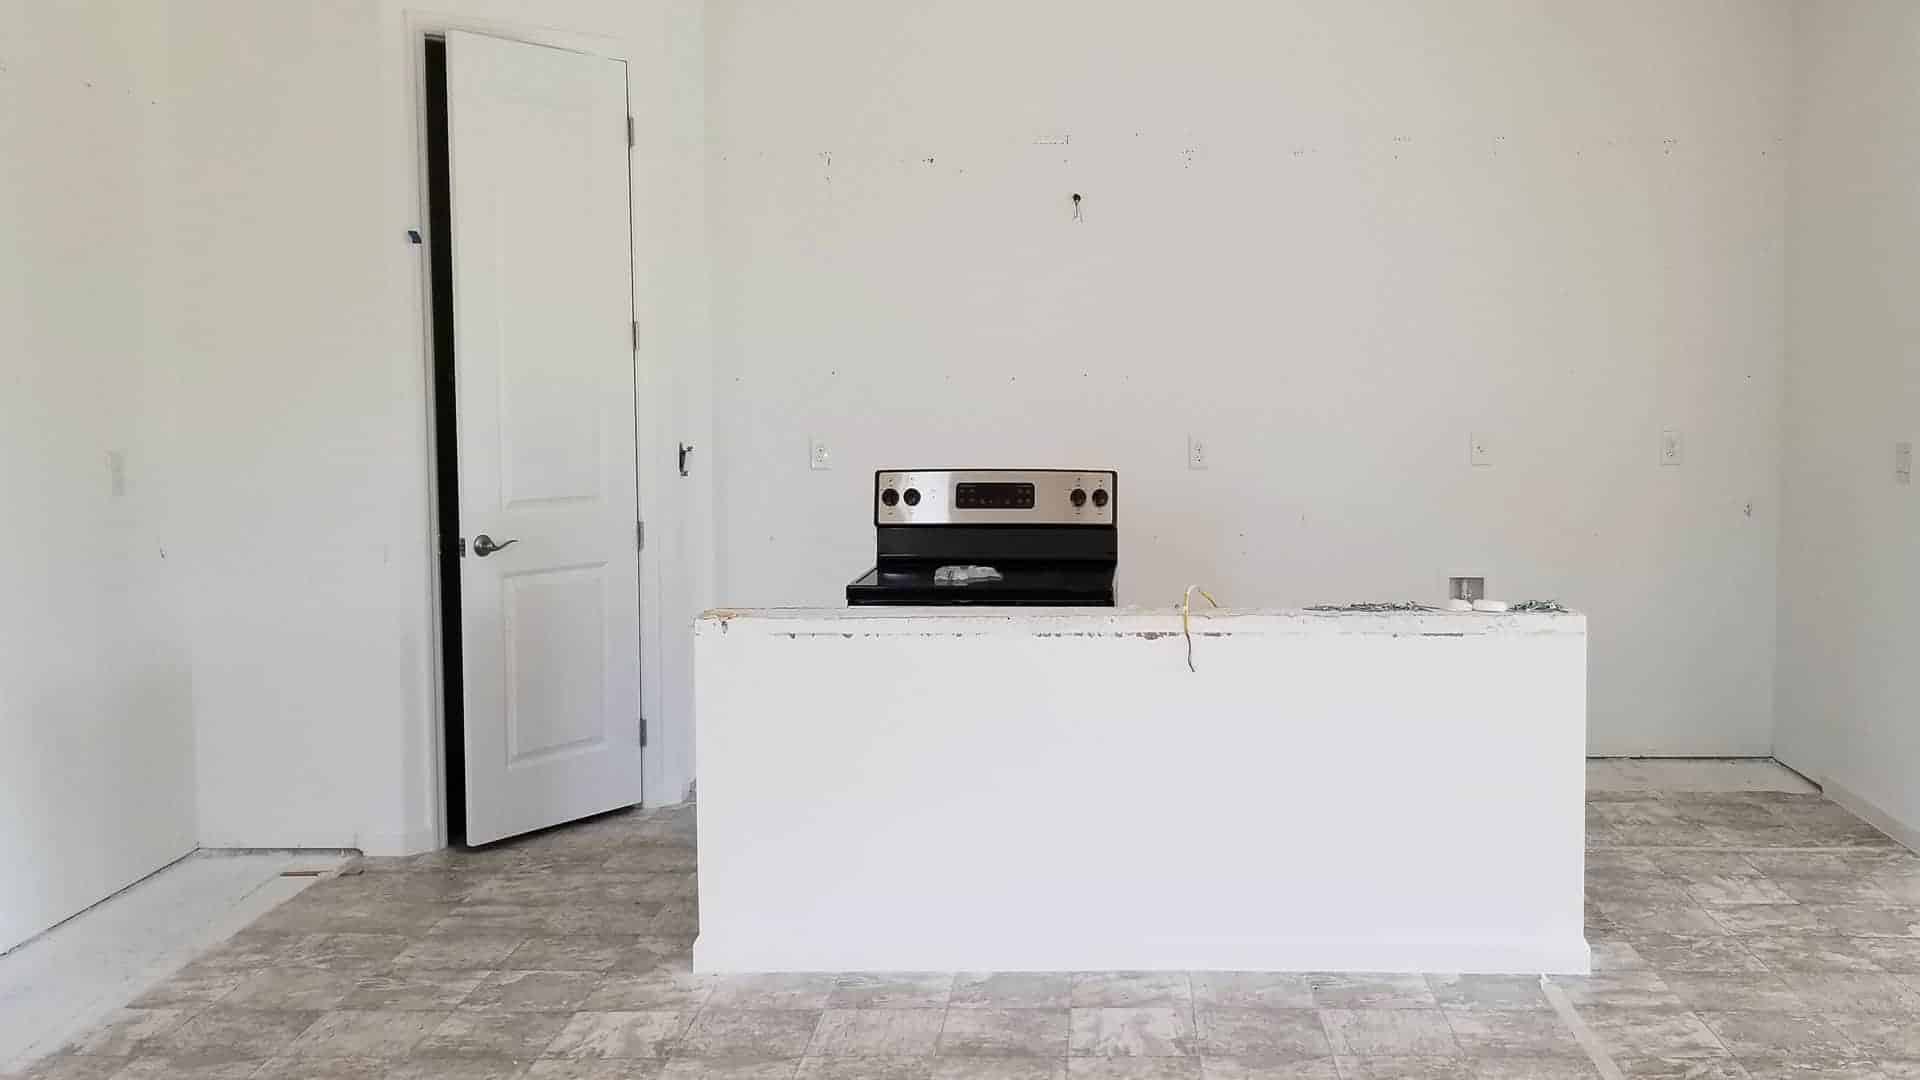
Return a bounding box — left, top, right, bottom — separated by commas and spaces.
954, 482, 1036, 510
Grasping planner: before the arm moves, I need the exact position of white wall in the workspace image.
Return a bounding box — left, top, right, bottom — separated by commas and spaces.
143, 0, 711, 852
0, 0, 198, 952
704, 0, 1792, 756
1774, 0, 1920, 844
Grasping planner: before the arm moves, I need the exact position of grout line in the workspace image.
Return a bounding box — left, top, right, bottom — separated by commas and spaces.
1540, 975, 1626, 1080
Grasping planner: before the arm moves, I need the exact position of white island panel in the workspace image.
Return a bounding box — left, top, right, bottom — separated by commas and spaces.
694, 607, 1588, 974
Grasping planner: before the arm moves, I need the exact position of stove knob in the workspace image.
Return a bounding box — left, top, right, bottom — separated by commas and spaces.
880, 488, 899, 507
903, 488, 921, 507
1091, 488, 1109, 508
1070, 488, 1087, 507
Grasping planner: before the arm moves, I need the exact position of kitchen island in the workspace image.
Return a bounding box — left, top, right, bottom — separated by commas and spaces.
692, 606, 1588, 974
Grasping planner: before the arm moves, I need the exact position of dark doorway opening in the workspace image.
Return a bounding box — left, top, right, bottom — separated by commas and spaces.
425, 36, 466, 847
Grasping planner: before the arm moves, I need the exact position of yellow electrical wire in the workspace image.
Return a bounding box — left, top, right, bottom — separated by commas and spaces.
1182, 584, 1218, 672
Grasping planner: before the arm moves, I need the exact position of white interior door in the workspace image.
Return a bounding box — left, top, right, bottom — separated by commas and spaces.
445, 30, 641, 845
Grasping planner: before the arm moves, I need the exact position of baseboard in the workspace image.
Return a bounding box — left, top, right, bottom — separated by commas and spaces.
1814, 775, 1920, 855
693, 932, 1591, 976
357, 825, 440, 858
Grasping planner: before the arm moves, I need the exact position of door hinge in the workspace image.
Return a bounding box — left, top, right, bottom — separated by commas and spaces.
631, 320, 639, 350
627, 115, 635, 148
639, 719, 648, 748
636, 520, 645, 552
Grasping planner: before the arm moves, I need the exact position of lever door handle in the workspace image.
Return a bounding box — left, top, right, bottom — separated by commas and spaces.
472, 534, 519, 557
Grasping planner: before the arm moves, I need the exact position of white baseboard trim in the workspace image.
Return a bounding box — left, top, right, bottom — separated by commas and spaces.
1816, 775, 1920, 855
357, 825, 440, 858
693, 933, 1592, 976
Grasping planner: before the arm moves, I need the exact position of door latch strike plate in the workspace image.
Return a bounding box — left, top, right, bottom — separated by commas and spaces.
457, 536, 466, 558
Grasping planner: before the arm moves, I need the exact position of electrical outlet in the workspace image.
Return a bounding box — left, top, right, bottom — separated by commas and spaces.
1187, 434, 1209, 470
1449, 576, 1486, 602
1897, 441, 1912, 485
1469, 432, 1491, 467
809, 438, 831, 471
1660, 428, 1683, 467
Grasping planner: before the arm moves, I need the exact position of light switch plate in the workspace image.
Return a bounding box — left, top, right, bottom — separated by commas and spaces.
809, 438, 832, 471
1897, 441, 1912, 485
106, 449, 127, 497
1469, 432, 1491, 467
1187, 435, 1209, 471
1660, 428, 1683, 467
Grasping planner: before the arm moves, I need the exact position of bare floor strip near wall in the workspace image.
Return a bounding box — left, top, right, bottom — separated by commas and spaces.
13, 761, 1920, 1079
0, 851, 347, 1075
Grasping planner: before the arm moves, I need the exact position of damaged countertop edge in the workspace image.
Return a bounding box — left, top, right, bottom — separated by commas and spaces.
697, 606, 1585, 638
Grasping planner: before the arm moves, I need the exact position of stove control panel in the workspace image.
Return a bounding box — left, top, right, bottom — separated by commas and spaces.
874, 469, 1116, 526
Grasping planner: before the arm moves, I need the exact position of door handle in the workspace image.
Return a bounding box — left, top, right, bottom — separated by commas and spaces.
472, 534, 520, 557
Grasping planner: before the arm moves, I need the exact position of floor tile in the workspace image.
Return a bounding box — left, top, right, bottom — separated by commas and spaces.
1190, 974, 1313, 1010
1425, 974, 1550, 1011
1191, 1008, 1327, 1058
1063, 1060, 1202, 1078
1854, 939, 1920, 972
927, 1059, 1068, 1080
1610, 1056, 1748, 1079
1660, 973, 1808, 1013
1319, 1010, 1458, 1057
584, 968, 717, 1011
342, 968, 489, 1011
1068, 1009, 1196, 1058
220, 967, 360, 1011
59, 1008, 186, 1056
938, 1009, 1070, 1057
951, 974, 1074, 1010
707, 975, 840, 1010
462, 970, 604, 1012
387, 1060, 533, 1080
1743, 936, 1885, 973
284, 1009, 445, 1058
1196, 1057, 1339, 1079
107, 1058, 269, 1079
1578, 1008, 1726, 1059
679, 1009, 822, 1058
541, 1009, 689, 1059
796, 1057, 935, 1080
146, 1007, 322, 1061
283, 932, 413, 971
1307, 975, 1435, 1010
390, 933, 528, 970
1695, 1011, 1855, 1061
1626, 934, 1769, 973
829, 973, 956, 1009
125, 965, 250, 1010
656, 1056, 800, 1079
414, 1008, 568, 1057
1771, 973, 1920, 1014
505, 937, 636, 973
1822, 1013, 1920, 1058
1440, 1010, 1585, 1057
1326, 1054, 1475, 1078
809, 1008, 946, 1055
1071, 974, 1192, 1009
1545, 972, 1684, 1010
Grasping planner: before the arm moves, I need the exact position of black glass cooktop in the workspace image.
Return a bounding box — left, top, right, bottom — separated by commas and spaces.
846, 565, 1115, 606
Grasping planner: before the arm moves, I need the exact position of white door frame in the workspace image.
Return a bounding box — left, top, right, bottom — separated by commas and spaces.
400, 11, 667, 850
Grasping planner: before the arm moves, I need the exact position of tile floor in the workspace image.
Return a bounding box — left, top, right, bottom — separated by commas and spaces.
18, 772, 1920, 1080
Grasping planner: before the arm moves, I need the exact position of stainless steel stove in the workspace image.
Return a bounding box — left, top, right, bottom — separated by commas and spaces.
845, 468, 1117, 606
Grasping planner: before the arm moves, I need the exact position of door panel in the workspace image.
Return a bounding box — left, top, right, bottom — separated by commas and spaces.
446, 30, 641, 845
